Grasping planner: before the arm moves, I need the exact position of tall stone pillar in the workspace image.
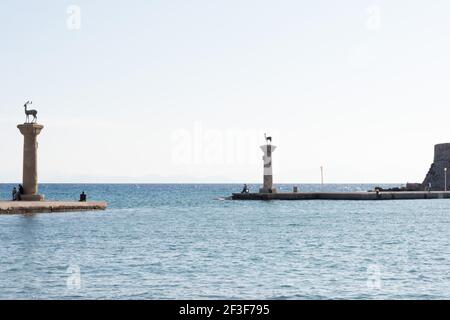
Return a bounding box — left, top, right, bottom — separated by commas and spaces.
17, 123, 45, 201
259, 144, 277, 193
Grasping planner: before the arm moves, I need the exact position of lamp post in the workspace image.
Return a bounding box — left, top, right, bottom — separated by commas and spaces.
445, 167, 448, 191
320, 166, 324, 186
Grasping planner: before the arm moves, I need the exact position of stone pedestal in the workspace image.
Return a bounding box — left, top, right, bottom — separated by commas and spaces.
17, 123, 44, 201
259, 144, 277, 193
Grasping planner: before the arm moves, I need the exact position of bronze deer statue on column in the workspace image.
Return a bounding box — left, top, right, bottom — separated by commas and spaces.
23, 101, 38, 123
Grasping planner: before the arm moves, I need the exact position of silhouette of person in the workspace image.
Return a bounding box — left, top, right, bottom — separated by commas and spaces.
18, 184, 24, 200
79, 191, 87, 202
12, 187, 17, 201
241, 184, 249, 193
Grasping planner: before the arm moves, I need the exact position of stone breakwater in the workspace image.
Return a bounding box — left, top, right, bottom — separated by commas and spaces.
232, 191, 450, 201
0, 201, 107, 214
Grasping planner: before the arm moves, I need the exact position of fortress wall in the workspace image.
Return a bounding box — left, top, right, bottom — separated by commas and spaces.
434, 143, 450, 161
422, 143, 450, 190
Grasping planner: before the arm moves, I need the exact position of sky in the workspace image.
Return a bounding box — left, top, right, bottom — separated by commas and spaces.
1, 0, 450, 183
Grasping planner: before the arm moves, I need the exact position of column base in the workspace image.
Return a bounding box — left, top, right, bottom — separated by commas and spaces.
259, 187, 277, 194
20, 194, 45, 201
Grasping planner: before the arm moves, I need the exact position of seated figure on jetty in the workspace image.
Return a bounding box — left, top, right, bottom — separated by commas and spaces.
79, 191, 87, 202
241, 184, 249, 193
17, 184, 24, 201
12, 187, 17, 201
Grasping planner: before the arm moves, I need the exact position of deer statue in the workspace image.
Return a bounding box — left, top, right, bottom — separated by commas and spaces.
23, 101, 38, 123
264, 133, 272, 145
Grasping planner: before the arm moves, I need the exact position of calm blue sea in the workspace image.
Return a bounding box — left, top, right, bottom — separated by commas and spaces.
1, 183, 450, 300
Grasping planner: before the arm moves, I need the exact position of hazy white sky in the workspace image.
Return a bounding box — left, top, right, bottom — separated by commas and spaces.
1, 0, 450, 183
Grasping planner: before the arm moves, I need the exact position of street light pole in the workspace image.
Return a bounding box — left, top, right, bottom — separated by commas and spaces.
320, 166, 324, 186
445, 168, 448, 191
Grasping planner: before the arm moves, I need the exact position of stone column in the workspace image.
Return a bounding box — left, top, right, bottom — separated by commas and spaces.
259, 144, 277, 193
17, 123, 45, 201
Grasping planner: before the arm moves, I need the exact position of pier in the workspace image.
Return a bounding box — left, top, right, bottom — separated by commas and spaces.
0, 201, 107, 215
232, 191, 450, 201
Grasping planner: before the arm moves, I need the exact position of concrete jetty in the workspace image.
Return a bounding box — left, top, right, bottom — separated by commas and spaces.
232, 191, 450, 201
0, 201, 107, 215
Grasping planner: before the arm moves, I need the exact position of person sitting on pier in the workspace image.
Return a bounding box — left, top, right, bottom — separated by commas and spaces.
18, 184, 24, 201
79, 191, 87, 202
241, 184, 249, 193
12, 187, 17, 201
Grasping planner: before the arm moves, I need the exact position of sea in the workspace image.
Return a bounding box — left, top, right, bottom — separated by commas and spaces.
0, 183, 450, 300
